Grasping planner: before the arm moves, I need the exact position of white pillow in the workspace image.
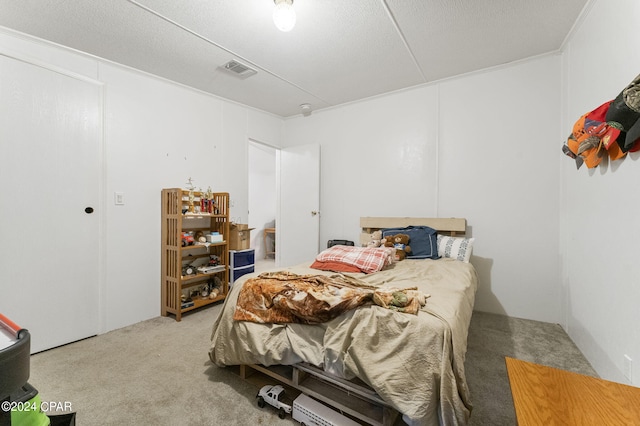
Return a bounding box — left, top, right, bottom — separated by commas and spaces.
437, 235, 475, 263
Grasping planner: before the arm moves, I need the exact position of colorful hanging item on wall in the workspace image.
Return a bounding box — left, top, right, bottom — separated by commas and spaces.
563, 73, 640, 169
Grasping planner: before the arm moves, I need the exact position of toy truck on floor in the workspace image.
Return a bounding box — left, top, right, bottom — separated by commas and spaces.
256, 384, 292, 419
257, 384, 360, 425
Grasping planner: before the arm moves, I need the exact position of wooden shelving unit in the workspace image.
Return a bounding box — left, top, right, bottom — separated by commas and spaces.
161, 188, 230, 321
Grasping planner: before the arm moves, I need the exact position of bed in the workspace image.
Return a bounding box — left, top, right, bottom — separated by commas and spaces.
209, 217, 478, 426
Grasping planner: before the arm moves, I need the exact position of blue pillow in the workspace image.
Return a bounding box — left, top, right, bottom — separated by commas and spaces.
382, 226, 440, 259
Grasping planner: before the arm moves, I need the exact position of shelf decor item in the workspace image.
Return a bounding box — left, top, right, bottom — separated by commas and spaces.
161, 188, 230, 321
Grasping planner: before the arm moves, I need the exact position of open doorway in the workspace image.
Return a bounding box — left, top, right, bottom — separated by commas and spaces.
248, 140, 277, 272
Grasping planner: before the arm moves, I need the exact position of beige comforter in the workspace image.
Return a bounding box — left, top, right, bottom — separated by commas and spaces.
209, 258, 478, 426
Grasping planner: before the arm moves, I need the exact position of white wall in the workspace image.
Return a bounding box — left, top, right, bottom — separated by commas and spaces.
0, 27, 283, 333
283, 55, 563, 323
561, 0, 640, 385
102, 74, 281, 332
284, 85, 440, 242
101, 62, 227, 330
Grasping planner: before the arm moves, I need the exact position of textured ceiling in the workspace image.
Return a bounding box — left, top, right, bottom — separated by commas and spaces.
0, 0, 589, 117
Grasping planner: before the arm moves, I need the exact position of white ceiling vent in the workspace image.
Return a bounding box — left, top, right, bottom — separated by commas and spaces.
222, 60, 257, 78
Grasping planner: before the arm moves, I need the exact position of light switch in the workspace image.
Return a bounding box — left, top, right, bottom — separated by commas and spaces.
114, 192, 124, 205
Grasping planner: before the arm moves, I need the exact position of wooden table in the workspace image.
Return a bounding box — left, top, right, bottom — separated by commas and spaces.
505, 357, 640, 425
263, 227, 275, 259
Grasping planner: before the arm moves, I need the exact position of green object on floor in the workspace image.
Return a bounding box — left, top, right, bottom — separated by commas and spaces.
11, 393, 50, 426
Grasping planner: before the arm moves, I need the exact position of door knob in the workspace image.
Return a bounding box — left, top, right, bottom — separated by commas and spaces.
311, 211, 319, 216
85, 207, 94, 214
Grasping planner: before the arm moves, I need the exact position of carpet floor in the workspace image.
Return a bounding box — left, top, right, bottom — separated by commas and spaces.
26, 306, 596, 425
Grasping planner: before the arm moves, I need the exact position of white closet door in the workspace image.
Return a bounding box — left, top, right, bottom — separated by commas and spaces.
0, 54, 101, 353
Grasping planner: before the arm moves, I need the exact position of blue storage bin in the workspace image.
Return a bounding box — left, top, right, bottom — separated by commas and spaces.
229, 249, 255, 286
230, 249, 255, 268
231, 265, 254, 284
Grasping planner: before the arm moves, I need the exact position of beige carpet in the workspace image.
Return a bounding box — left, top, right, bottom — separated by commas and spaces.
27, 305, 596, 425
29, 304, 288, 426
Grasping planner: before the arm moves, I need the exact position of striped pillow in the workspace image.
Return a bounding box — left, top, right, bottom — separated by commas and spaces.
437, 235, 475, 263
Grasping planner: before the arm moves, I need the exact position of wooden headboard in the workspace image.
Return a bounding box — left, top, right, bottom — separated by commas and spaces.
360, 217, 467, 246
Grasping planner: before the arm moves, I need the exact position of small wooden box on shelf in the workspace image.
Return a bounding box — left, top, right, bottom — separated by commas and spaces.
161, 188, 230, 321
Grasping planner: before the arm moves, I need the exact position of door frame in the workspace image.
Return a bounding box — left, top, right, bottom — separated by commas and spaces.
247, 139, 278, 262
247, 139, 321, 268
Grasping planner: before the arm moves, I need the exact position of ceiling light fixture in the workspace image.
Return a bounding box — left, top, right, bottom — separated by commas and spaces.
273, 0, 296, 32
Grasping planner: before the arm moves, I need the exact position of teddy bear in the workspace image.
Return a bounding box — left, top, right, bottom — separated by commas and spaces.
384, 233, 412, 261
367, 230, 383, 248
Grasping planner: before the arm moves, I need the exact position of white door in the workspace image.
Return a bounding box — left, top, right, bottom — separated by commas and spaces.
277, 144, 320, 266
0, 54, 101, 353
